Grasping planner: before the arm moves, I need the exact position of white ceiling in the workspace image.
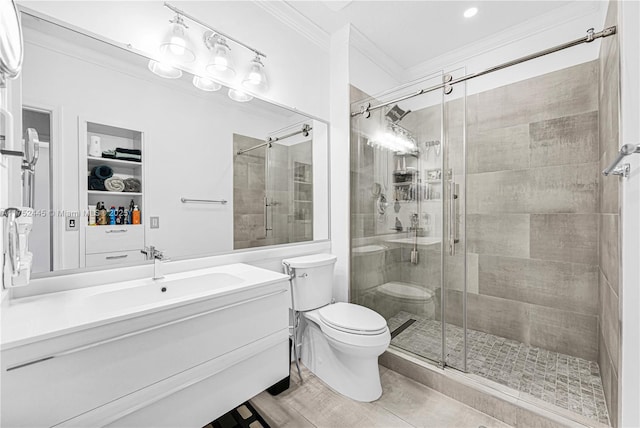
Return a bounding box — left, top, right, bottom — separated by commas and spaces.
286, 0, 578, 70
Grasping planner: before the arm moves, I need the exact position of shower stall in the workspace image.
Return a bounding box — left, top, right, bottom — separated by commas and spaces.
233, 124, 313, 249
350, 25, 619, 426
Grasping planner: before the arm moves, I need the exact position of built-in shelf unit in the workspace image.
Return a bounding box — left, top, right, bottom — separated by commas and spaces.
79, 118, 146, 268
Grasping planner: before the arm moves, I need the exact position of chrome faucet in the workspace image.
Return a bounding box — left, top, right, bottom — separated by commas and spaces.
141, 246, 170, 280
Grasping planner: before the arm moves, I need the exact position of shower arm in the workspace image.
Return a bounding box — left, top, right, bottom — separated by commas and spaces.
602, 143, 640, 178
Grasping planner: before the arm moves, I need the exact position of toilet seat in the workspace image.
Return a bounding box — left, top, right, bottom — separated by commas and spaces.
319, 302, 388, 335
304, 303, 390, 348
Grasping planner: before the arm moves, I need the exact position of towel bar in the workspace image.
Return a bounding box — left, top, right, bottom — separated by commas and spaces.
180, 198, 228, 204
602, 143, 640, 177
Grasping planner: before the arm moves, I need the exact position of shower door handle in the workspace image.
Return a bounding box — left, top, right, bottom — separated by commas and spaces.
448, 181, 458, 256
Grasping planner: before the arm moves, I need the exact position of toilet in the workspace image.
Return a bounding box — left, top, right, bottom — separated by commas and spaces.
283, 254, 390, 402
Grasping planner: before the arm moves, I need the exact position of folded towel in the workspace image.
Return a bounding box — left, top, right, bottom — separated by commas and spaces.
102, 149, 141, 162
116, 147, 142, 156
92, 165, 113, 180
104, 176, 125, 192
115, 152, 141, 162
123, 178, 141, 193
102, 149, 116, 159
88, 176, 105, 191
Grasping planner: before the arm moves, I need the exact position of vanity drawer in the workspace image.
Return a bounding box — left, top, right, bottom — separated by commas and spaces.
86, 250, 146, 267
85, 225, 144, 254
1, 285, 288, 428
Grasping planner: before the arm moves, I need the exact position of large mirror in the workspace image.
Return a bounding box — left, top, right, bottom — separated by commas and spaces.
18, 10, 329, 277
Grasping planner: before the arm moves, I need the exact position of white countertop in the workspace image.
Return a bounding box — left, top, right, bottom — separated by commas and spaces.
1, 264, 289, 350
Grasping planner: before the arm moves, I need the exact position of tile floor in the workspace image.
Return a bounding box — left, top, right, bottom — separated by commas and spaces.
250, 364, 510, 428
387, 311, 610, 425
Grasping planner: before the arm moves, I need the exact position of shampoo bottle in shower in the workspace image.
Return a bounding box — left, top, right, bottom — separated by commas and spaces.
132, 205, 141, 225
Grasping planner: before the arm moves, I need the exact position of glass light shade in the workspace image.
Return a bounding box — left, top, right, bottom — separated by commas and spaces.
205, 37, 235, 79
192, 75, 222, 92
228, 88, 253, 103
159, 16, 196, 64
241, 56, 268, 92
148, 59, 182, 79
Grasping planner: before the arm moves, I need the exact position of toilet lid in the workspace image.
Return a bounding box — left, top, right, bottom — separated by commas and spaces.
319, 302, 388, 335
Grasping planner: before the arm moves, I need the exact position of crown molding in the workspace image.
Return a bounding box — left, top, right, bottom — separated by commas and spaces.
405, 0, 606, 80
252, 1, 331, 51
349, 26, 407, 81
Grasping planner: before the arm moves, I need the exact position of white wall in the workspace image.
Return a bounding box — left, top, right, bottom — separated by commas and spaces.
619, 0, 640, 426
329, 25, 350, 303
22, 28, 301, 270
18, 1, 330, 121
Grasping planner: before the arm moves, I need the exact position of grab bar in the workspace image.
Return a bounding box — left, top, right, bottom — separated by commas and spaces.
180, 198, 227, 204
603, 143, 640, 177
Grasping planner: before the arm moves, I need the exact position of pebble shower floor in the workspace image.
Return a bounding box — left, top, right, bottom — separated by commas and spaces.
388, 311, 610, 425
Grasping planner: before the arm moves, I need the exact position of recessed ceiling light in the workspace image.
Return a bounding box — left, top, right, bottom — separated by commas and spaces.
464, 7, 478, 18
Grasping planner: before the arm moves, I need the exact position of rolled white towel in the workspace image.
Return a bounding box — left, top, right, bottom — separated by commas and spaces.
105, 176, 125, 192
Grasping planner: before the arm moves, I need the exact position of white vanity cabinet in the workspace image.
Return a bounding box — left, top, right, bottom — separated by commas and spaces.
1, 265, 290, 427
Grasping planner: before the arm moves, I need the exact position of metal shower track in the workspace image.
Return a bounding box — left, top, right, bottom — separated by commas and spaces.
352, 26, 617, 118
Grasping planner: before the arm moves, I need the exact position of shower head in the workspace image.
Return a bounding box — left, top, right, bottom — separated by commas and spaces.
386, 104, 411, 123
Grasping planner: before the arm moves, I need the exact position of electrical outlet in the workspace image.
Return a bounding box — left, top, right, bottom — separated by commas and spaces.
150, 216, 160, 229
65, 214, 79, 231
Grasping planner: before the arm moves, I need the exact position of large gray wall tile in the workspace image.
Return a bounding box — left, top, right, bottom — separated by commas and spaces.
527, 163, 598, 214
468, 124, 530, 174
467, 214, 530, 257
528, 305, 598, 360
530, 214, 598, 264
479, 255, 598, 315
476, 60, 598, 130
599, 214, 620, 295
530, 111, 598, 167
599, 270, 620, 374
464, 291, 531, 343
467, 169, 530, 214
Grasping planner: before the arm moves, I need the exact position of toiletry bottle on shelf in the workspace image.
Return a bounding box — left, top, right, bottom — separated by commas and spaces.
128, 200, 135, 225
98, 202, 108, 225
132, 205, 141, 225
116, 206, 124, 225
109, 206, 116, 225
88, 205, 96, 226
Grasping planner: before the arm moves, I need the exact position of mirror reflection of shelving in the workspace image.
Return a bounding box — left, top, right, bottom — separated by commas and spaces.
292, 161, 312, 241
80, 120, 146, 269
86, 122, 144, 226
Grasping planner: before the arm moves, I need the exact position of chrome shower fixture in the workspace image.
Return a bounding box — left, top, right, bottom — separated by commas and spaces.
385, 104, 411, 123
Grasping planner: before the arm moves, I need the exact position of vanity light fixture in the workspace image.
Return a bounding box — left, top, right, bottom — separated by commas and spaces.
159, 14, 196, 63
192, 75, 222, 91
147, 59, 182, 79
242, 54, 268, 91
147, 3, 269, 101
228, 87, 253, 103
464, 7, 478, 18
204, 33, 236, 79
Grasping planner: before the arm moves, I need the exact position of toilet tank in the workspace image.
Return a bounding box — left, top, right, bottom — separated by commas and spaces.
282, 254, 337, 311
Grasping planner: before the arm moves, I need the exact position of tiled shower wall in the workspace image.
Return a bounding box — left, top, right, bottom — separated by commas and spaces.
597, 0, 621, 425
233, 134, 290, 249
459, 60, 601, 362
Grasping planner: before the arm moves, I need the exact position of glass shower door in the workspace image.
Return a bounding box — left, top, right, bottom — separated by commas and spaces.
349, 72, 448, 366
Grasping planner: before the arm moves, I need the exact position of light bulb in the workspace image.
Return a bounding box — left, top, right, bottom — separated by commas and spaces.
228, 88, 253, 103
159, 15, 195, 64
464, 7, 478, 18
148, 59, 182, 79
242, 55, 268, 92
205, 35, 235, 79
193, 75, 222, 92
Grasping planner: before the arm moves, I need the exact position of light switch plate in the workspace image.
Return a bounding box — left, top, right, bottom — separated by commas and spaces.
150, 216, 160, 229
66, 214, 79, 231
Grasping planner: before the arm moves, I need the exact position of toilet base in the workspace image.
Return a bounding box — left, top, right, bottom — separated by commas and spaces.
300, 321, 388, 402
